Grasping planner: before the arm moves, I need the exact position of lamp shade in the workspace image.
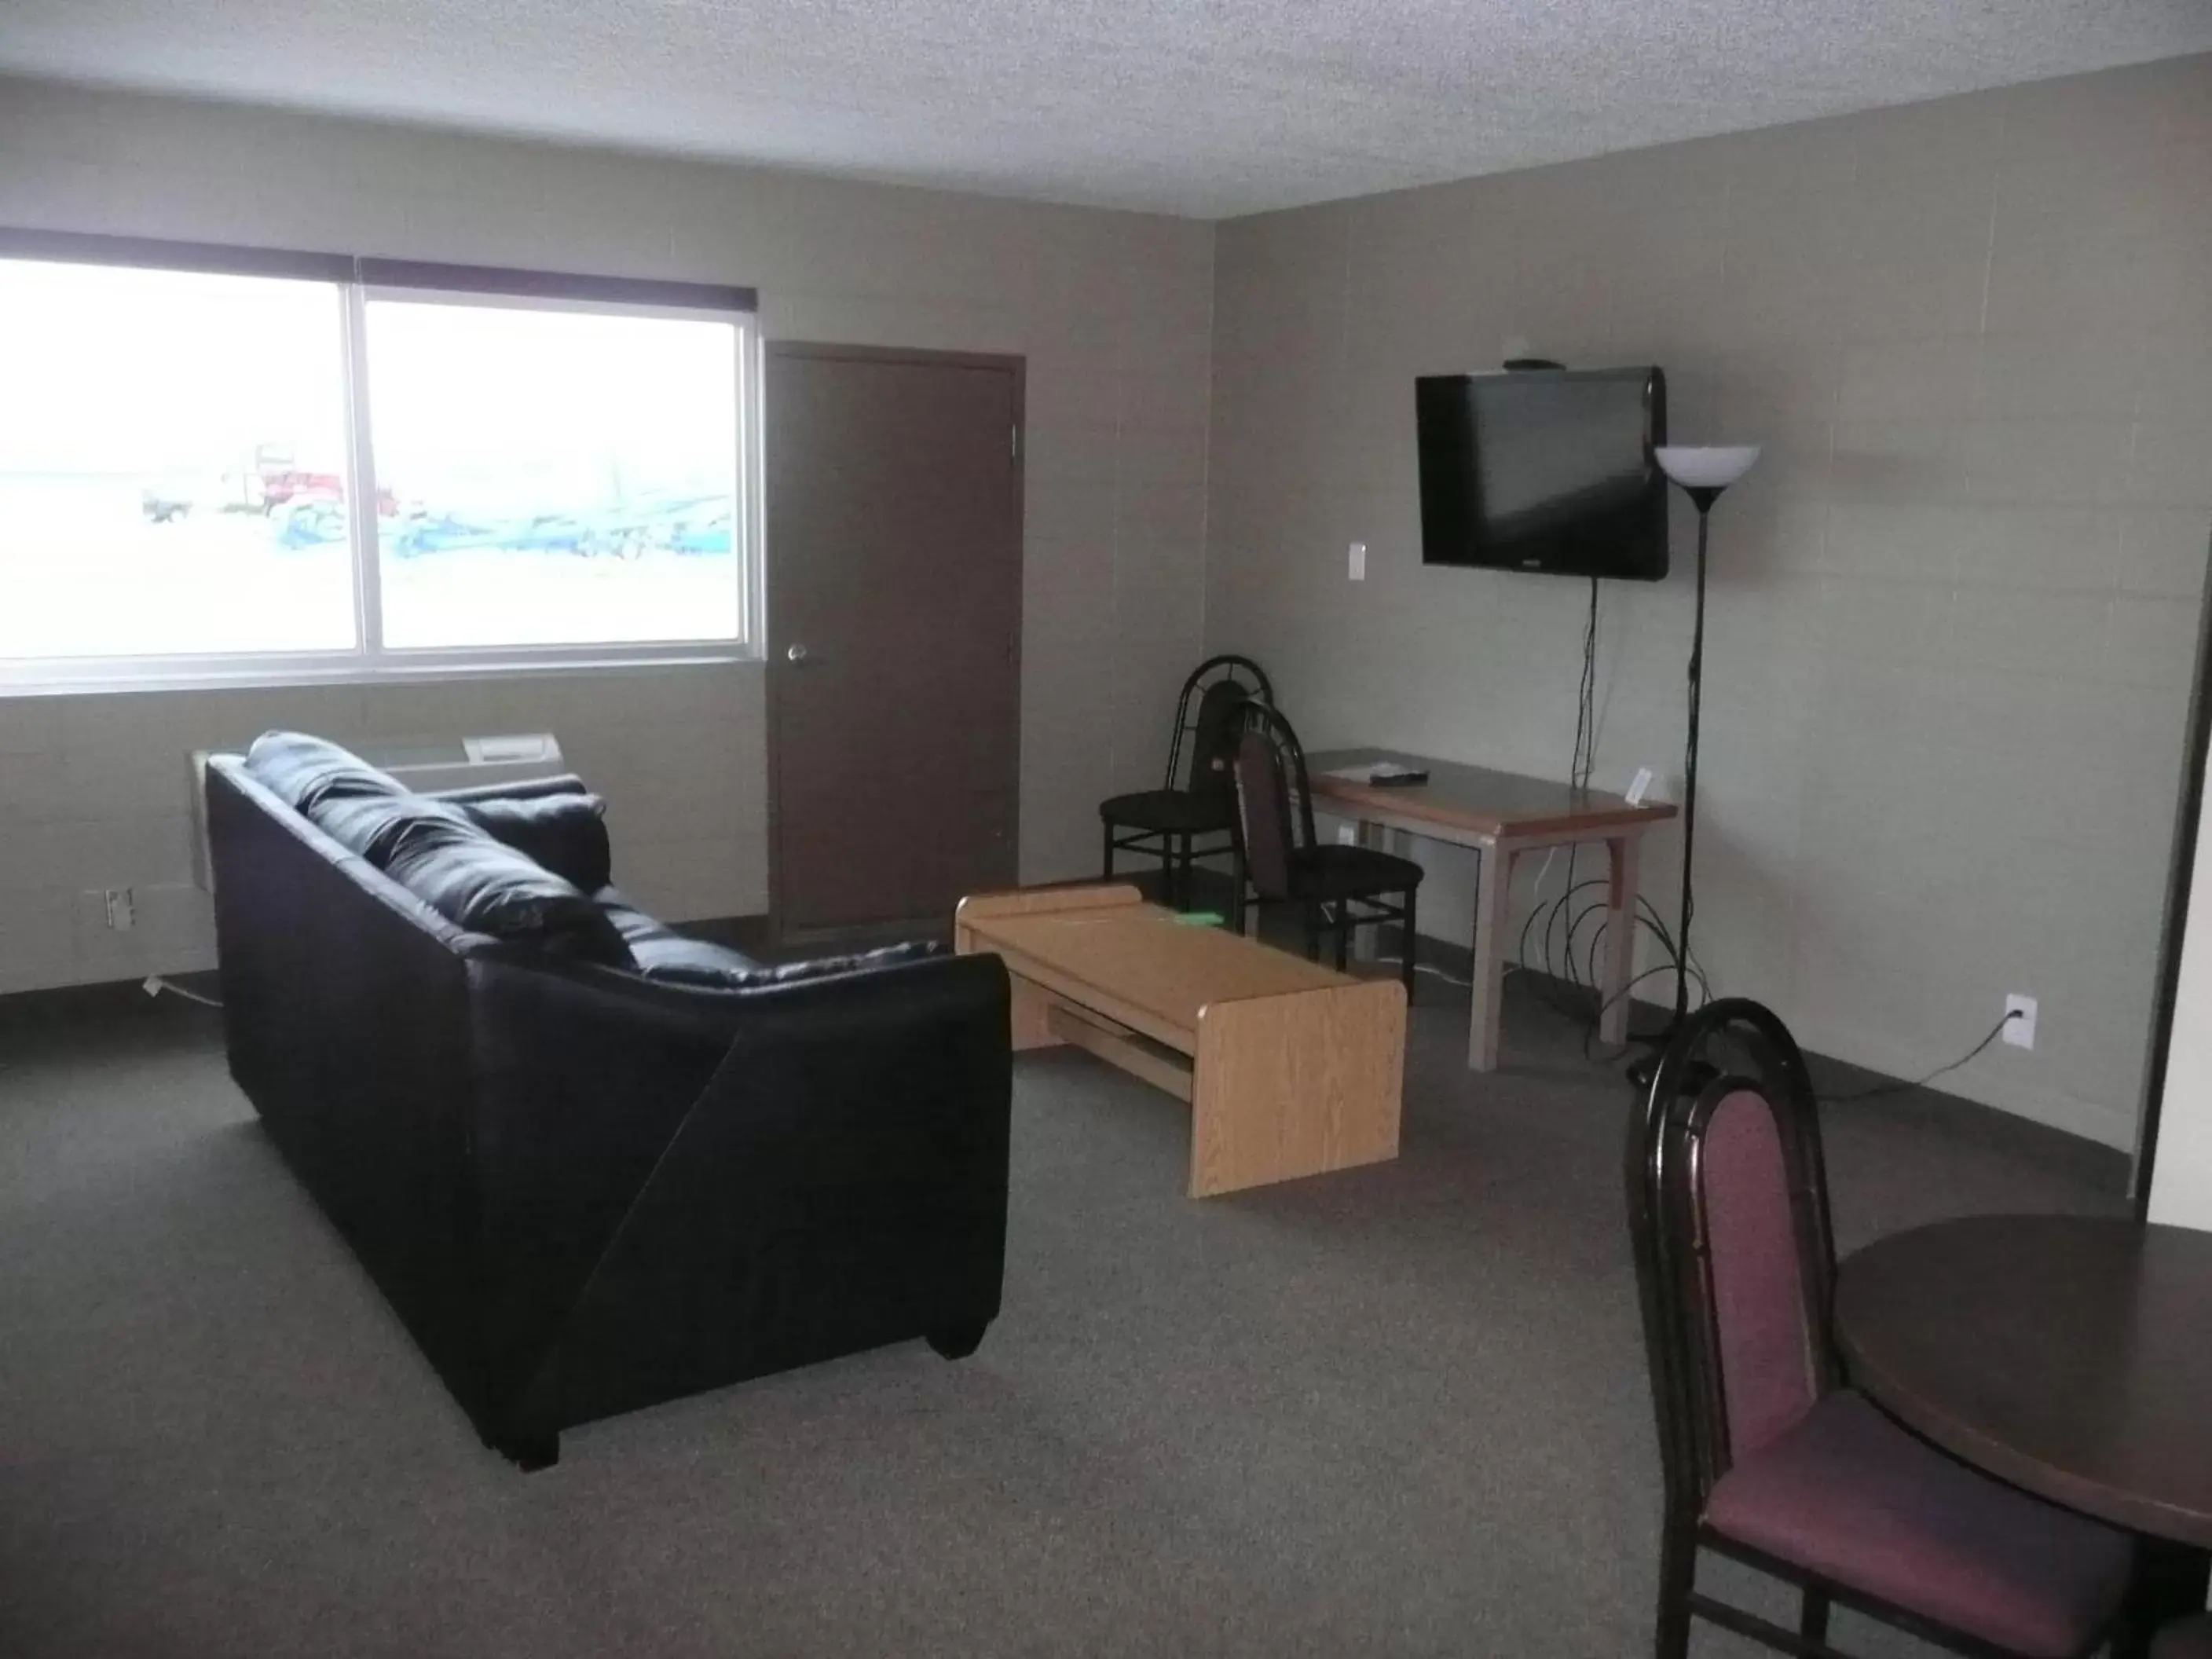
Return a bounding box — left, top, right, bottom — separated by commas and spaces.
1655, 445, 1760, 491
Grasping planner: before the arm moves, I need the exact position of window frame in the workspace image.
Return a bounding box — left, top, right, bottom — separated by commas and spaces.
0, 229, 763, 695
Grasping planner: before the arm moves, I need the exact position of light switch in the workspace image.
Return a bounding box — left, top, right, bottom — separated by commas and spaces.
1348, 542, 1367, 581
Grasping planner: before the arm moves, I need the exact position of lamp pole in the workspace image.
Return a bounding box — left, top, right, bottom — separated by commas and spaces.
1672, 485, 1719, 1029
1628, 445, 1759, 1093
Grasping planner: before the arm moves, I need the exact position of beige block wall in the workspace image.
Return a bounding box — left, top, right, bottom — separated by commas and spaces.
0, 77, 1214, 991
1207, 53, 2212, 1147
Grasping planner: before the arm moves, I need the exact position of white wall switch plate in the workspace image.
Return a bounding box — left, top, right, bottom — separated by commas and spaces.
2004, 994, 2038, 1049
1625, 767, 1655, 806
1335, 823, 1358, 844
1348, 542, 1367, 581
103, 888, 135, 932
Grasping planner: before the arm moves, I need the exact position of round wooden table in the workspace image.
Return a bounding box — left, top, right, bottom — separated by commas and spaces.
1835, 1214, 2212, 1654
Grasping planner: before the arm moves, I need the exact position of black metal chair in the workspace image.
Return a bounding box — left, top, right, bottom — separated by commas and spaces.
1225, 701, 1423, 1001
1625, 998, 2137, 1659
1099, 654, 1273, 910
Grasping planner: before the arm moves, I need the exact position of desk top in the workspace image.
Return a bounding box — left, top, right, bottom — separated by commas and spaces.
1835, 1214, 2212, 1547
1305, 748, 1677, 841
955, 885, 1354, 1041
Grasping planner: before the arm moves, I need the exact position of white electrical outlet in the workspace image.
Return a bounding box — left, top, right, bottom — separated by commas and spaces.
1348, 542, 1367, 581
2004, 994, 2038, 1050
104, 888, 135, 932
1335, 823, 1358, 845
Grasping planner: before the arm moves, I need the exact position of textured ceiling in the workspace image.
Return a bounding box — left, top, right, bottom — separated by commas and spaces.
5, 1, 2211, 217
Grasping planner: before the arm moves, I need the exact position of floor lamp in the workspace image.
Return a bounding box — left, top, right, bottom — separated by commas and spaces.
1625, 444, 1760, 1093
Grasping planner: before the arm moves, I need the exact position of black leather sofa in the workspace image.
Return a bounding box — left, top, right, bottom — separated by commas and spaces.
205, 734, 1011, 1469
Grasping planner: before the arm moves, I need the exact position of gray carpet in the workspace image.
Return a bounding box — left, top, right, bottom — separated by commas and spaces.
0, 987, 2125, 1658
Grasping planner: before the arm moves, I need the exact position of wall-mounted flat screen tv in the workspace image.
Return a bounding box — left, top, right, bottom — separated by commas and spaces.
1416, 365, 1668, 581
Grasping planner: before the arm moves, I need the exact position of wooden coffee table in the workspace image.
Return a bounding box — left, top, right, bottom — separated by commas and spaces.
955, 884, 1405, 1197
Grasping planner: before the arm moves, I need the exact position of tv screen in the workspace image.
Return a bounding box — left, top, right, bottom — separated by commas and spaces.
1416, 366, 1668, 580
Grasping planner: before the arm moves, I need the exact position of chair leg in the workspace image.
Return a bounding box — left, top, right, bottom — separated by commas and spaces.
1654, 1516, 1696, 1659
1178, 833, 1195, 910
1102, 822, 1115, 881
496, 1429, 560, 1472
1799, 1588, 1830, 1644
1401, 887, 1417, 1004
1334, 905, 1350, 971
1302, 903, 1321, 962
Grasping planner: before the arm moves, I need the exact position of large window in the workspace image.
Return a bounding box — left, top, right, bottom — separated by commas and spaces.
0, 260, 357, 661
0, 233, 756, 687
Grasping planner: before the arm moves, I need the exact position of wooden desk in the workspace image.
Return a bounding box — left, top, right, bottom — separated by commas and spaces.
954, 884, 1404, 1197
1305, 749, 1677, 1071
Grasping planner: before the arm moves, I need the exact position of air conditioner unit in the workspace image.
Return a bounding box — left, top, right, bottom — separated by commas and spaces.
188, 733, 567, 891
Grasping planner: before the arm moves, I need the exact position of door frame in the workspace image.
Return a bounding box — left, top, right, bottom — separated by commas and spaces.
762, 340, 1027, 946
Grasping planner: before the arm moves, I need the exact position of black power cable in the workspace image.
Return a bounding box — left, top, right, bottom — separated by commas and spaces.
1518, 562, 2003, 1098
1555, 579, 1602, 1001
1509, 574, 1716, 1041
1574, 577, 1599, 791
1551, 580, 1599, 1007
1818, 1010, 2025, 1103
1507, 580, 1600, 1021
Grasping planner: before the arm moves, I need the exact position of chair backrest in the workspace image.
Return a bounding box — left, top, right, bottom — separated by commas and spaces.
1625, 1000, 1839, 1512
1228, 702, 1315, 902
1185, 679, 1253, 808
1165, 654, 1276, 790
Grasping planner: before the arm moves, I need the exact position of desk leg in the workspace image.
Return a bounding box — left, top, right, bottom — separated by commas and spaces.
1468, 842, 1512, 1071
1352, 820, 1382, 962
1599, 834, 1639, 1049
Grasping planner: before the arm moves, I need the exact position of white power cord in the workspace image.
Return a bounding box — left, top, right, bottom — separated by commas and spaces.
1372, 954, 1474, 989
142, 976, 222, 1009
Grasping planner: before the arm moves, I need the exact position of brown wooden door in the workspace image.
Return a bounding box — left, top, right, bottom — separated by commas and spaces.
766, 344, 1024, 936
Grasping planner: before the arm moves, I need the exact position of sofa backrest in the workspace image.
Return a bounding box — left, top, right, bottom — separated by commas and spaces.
205, 753, 485, 1391
223, 734, 951, 1008
244, 732, 630, 965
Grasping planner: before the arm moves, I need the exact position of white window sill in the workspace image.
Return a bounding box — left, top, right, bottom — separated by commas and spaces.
0, 646, 764, 699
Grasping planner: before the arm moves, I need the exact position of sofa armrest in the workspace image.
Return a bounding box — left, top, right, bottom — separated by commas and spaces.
463, 950, 1012, 1428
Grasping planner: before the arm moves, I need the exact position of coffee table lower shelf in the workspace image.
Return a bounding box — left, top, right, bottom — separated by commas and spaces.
956, 885, 1406, 1197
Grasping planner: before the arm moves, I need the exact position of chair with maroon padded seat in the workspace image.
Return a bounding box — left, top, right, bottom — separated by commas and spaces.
1625, 998, 2137, 1659
1225, 701, 1423, 1000
2156, 1617, 2212, 1657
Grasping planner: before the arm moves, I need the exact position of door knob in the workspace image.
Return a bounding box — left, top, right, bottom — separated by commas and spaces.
786, 643, 811, 665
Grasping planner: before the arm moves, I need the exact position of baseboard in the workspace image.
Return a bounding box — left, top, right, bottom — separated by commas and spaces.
766, 917, 948, 956
3, 894, 2127, 1185
0, 971, 224, 1030
675, 913, 778, 958
0, 917, 779, 1027
1147, 863, 2126, 1185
